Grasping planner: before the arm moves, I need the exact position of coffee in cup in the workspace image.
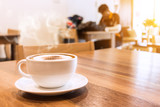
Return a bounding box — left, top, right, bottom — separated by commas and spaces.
31, 54, 73, 61
17, 53, 77, 88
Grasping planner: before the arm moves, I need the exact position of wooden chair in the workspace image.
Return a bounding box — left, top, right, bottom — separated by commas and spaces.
7, 29, 20, 35
59, 29, 78, 43
121, 29, 138, 50
123, 29, 137, 44
5, 29, 20, 60
16, 41, 95, 60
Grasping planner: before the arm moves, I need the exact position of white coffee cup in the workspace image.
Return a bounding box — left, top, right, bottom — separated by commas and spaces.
17, 53, 77, 88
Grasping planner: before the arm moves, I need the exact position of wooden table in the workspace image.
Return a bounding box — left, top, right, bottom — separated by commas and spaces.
82, 31, 116, 48
1, 49, 160, 106
0, 33, 19, 60
147, 43, 160, 53
133, 43, 160, 53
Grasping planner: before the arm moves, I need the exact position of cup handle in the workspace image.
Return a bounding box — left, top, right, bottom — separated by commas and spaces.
17, 59, 31, 78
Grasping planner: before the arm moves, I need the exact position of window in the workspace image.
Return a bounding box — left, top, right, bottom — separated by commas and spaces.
133, 0, 160, 29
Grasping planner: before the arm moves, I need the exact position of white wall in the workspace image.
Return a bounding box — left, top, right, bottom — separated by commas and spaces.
0, 0, 68, 33
67, 0, 97, 22
67, 0, 117, 23
0, 0, 116, 32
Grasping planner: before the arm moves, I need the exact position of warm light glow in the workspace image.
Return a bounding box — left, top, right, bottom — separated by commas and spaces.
155, 0, 160, 25
133, 0, 160, 29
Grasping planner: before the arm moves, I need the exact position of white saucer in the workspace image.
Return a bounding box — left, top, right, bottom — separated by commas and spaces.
15, 73, 88, 96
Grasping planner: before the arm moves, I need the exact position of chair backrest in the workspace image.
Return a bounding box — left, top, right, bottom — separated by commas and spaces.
16, 41, 95, 60
8, 29, 20, 35
121, 26, 130, 37
127, 29, 137, 37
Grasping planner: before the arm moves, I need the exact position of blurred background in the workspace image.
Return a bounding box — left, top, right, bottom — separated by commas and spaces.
0, 0, 160, 61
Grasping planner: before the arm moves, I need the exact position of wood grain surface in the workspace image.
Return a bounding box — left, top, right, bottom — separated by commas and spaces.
0, 49, 160, 107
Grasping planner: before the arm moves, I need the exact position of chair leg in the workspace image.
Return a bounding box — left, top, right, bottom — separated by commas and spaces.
4, 44, 11, 60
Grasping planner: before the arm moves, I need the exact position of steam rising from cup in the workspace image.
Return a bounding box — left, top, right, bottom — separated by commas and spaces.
19, 13, 68, 46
